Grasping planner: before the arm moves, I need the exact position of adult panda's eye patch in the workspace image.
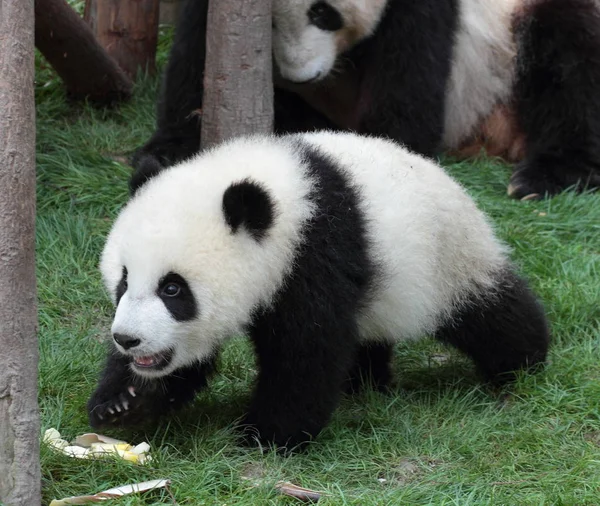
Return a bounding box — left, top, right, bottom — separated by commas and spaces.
308, 1, 343, 32
157, 272, 198, 322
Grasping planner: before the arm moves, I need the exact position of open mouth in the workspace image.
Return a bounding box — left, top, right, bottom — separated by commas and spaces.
131, 349, 174, 371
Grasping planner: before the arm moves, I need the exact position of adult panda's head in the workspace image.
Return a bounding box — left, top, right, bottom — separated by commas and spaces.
272, 0, 387, 83
99, 137, 314, 379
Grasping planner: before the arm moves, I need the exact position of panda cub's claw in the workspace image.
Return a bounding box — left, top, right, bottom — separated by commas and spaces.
87, 386, 142, 429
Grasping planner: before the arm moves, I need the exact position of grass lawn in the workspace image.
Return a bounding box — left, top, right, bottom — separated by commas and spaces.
36, 22, 600, 506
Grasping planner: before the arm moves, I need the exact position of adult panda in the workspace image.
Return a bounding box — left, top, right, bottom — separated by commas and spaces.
89, 131, 550, 450
131, 0, 600, 199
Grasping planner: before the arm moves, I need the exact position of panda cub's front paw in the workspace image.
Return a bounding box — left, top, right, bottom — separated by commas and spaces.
87, 385, 142, 428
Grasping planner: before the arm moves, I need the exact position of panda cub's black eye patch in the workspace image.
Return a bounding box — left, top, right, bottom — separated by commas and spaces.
308, 1, 343, 32
116, 266, 128, 304
157, 272, 197, 322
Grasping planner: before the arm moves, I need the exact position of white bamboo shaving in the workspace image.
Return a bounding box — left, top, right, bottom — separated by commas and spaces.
43, 428, 152, 464
49, 479, 171, 505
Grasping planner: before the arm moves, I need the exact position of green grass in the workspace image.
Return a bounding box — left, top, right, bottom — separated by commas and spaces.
36, 29, 600, 506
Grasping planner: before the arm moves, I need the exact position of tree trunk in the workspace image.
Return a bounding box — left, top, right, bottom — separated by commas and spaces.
35, 0, 133, 104
0, 0, 40, 504
159, 0, 183, 26
201, 0, 274, 149
84, 0, 160, 79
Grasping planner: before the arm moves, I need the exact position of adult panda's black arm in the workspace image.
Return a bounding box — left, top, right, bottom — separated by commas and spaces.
129, 0, 209, 195
87, 347, 216, 428
130, 0, 338, 196
356, 0, 460, 157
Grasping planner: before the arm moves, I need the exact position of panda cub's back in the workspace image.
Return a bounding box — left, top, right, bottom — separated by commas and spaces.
299, 131, 508, 341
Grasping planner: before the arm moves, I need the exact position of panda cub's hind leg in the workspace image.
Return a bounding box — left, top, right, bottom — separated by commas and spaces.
434, 269, 550, 384
87, 350, 215, 428
344, 341, 394, 394
510, 0, 600, 199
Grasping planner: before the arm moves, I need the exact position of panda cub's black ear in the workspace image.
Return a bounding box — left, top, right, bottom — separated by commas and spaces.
222, 179, 275, 241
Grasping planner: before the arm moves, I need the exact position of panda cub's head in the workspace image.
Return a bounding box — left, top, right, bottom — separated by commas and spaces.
100, 137, 314, 379
272, 0, 387, 83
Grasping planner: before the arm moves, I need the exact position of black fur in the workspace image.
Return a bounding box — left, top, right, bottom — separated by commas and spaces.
87, 349, 216, 428
354, 0, 459, 155
129, 0, 209, 186
129, 0, 458, 190
89, 143, 379, 447
435, 268, 550, 384
241, 142, 379, 450
512, 0, 600, 198
129, 0, 335, 193
157, 272, 198, 322
222, 180, 275, 241
345, 341, 394, 394
129, 154, 165, 195
131, 0, 600, 199
116, 266, 128, 304
88, 140, 550, 450
308, 1, 344, 32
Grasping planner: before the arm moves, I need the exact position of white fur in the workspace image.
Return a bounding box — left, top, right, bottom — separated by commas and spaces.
443, 0, 519, 148
272, 0, 521, 149
299, 132, 508, 341
273, 0, 387, 82
101, 132, 509, 378
101, 136, 317, 377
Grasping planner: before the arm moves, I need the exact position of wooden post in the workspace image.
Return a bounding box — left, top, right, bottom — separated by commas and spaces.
0, 0, 40, 504
35, 0, 133, 103
201, 0, 274, 149
159, 0, 183, 25
84, 0, 160, 78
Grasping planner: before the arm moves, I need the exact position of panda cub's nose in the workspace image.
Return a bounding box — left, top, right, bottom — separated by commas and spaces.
113, 333, 141, 350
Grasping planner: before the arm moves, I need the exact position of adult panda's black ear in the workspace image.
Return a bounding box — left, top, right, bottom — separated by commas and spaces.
222, 179, 275, 241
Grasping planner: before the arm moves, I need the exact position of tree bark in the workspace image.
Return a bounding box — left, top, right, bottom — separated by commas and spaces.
0, 0, 40, 504
201, 0, 274, 149
159, 0, 183, 26
84, 0, 160, 78
35, 0, 133, 103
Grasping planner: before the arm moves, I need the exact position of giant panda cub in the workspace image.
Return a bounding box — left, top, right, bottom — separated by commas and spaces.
132, 0, 600, 200
89, 132, 550, 450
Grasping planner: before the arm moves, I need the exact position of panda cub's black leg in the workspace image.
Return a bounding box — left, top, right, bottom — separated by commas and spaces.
244, 317, 360, 451
434, 269, 550, 384
511, 0, 600, 199
345, 342, 394, 394
87, 349, 215, 428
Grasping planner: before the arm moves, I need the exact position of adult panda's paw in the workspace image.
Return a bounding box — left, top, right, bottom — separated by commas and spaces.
507, 170, 552, 201
508, 159, 600, 200
87, 385, 148, 428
